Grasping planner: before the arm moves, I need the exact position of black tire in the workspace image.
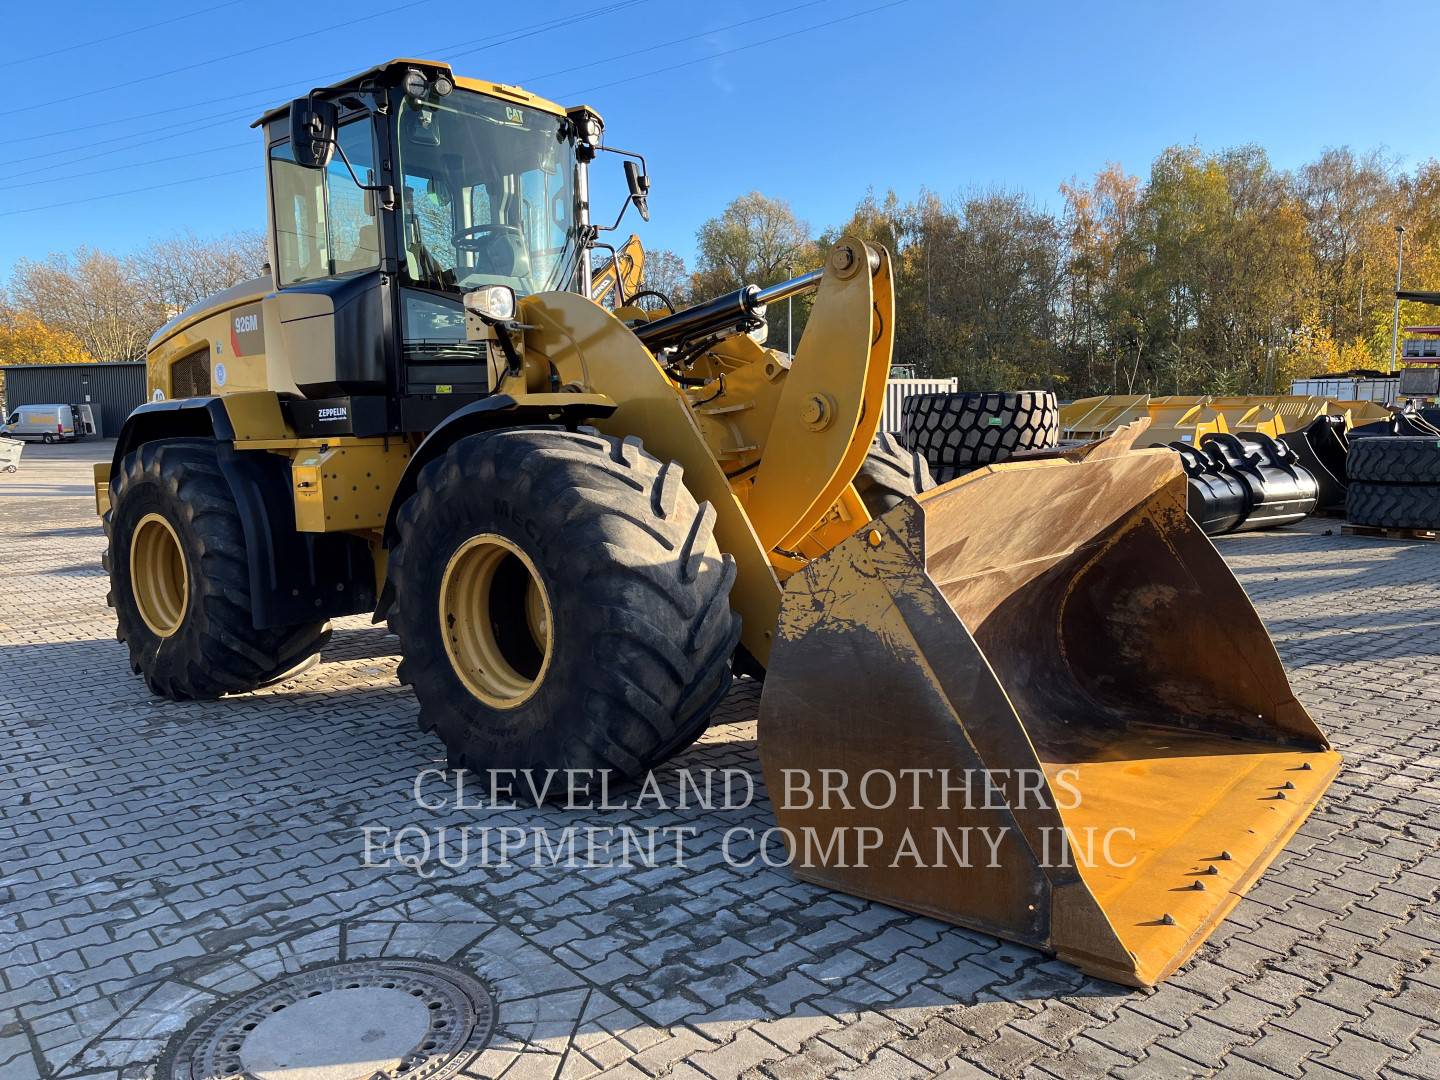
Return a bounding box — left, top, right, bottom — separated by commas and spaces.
41, 433, 54, 444
902, 391, 1058, 479
853, 431, 936, 517
388, 428, 741, 779
1346, 481, 1440, 530
1346, 436, 1440, 484
104, 439, 331, 699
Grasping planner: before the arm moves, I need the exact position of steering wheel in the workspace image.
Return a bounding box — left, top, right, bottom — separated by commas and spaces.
453, 223, 525, 251
452, 224, 528, 278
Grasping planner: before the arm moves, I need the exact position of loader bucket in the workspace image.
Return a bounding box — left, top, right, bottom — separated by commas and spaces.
757, 423, 1340, 987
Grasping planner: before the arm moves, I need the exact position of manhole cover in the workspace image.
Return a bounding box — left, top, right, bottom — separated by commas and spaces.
168, 959, 496, 1080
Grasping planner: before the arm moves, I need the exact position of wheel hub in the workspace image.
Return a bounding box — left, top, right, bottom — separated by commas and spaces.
130, 511, 189, 638
439, 533, 553, 708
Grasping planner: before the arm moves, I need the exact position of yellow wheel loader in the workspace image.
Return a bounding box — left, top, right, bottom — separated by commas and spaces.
96, 59, 1339, 987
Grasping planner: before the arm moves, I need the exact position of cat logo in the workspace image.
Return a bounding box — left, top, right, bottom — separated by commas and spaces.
505, 106, 524, 124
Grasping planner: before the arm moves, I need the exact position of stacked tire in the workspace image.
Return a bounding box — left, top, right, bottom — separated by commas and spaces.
902, 391, 1058, 482
1346, 436, 1440, 529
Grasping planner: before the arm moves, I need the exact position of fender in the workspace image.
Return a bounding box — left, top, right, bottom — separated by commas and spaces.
104, 396, 374, 629
110, 397, 236, 469
380, 392, 616, 546
373, 392, 615, 622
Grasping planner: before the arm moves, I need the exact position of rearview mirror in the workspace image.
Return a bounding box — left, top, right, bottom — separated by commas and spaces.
289, 97, 338, 169
624, 160, 650, 222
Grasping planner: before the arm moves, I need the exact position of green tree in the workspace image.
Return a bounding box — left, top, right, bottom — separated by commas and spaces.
693, 192, 815, 350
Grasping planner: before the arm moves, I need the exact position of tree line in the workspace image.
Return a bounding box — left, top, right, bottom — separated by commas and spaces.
662, 145, 1440, 396
5, 143, 1438, 400
0, 231, 268, 367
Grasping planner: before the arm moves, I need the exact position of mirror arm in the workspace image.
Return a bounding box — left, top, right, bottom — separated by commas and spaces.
332, 139, 395, 211
596, 144, 648, 172
591, 144, 650, 232
595, 198, 640, 234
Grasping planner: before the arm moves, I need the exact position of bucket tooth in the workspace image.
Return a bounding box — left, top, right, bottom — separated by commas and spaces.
759, 438, 1341, 987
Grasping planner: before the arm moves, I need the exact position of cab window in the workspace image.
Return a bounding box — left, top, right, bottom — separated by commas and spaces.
268, 118, 380, 286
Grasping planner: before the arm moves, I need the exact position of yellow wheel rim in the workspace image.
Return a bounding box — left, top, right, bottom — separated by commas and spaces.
439, 533, 554, 709
130, 512, 189, 638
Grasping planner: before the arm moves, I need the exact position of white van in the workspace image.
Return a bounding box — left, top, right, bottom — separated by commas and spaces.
1, 403, 89, 442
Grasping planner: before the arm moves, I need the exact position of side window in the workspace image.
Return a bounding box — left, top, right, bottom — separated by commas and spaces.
269, 141, 328, 285
519, 166, 568, 284
267, 118, 379, 286
403, 173, 456, 275
329, 122, 379, 275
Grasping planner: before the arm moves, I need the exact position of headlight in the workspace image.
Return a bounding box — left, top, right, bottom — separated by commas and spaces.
433, 74, 454, 97
464, 285, 517, 323
403, 68, 429, 100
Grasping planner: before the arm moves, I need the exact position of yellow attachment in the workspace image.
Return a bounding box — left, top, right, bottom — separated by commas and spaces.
758, 422, 1340, 986
439, 533, 554, 708
1143, 398, 1229, 446
1059, 394, 1152, 440
1061, 393, 1397, 444
130, 513, 189, 638
94, 463, 113, 515
590, 234, 644, 309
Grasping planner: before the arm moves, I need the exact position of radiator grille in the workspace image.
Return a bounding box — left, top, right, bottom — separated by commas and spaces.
171, 348, 211, 398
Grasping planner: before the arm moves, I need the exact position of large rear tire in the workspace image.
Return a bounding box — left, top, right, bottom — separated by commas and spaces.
104, 438, 331, 699
1346, 481, 1440, 530
1346, 436, 1440, 484
902, 390, 1058, 480
388, 428, 740, 779
853, 431, 936, 517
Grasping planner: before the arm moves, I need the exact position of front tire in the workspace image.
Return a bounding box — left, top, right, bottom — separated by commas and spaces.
104, 439, 331, 699
853, 431, 936, 517
388, 428, 740, 779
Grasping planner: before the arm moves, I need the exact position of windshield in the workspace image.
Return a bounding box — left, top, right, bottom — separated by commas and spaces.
396, 89, 579, 297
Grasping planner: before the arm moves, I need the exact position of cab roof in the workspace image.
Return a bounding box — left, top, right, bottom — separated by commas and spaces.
252, 58, 576, 127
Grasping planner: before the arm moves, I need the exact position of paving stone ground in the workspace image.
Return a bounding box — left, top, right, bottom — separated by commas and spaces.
1, 439, 1438, 1079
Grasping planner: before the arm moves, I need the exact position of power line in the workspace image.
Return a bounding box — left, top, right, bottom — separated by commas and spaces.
28, 0, 435, 110
517, 0, 827, 85
5, 107, 264, 174
556, 0, 912, 98
0, 2, 647, 175
3, 0, 244, 65
14, 142, 253, 187
0, 0, 913, 219
0, 168, 252, 219
11, 0, 648, 152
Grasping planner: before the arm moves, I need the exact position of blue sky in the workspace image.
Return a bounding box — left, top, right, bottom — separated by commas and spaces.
0, 0, 1431, 275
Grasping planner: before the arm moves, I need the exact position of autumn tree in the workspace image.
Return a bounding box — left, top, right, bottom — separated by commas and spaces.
638, 248, 691, 309
826, 187, 1063, 388
8, 249, 157, 360
5, 231, 267, 361
694, 192, 815, 349
0, 308, 94, 366
1298, 148, 1398, 367
132, 230, 269, 315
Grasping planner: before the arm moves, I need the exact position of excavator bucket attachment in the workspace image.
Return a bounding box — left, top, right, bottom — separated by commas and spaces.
758, 423, 1340, 987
